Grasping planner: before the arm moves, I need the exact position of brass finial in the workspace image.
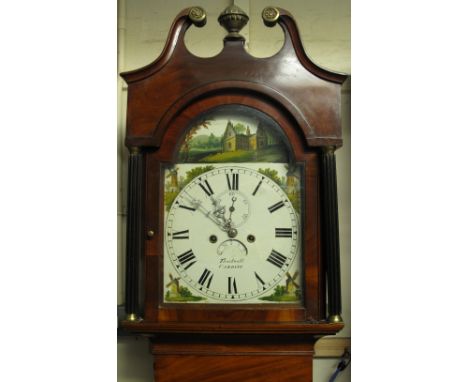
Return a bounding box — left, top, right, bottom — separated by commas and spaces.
188, 6, 207, 27
262, 6, 280, 27
218, 4, 249, 40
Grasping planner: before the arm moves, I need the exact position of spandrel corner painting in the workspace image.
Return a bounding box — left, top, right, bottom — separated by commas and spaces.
163, 105, 304, 304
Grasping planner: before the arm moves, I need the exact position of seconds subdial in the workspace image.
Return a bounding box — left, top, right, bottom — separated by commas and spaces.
215, 189, 250, 229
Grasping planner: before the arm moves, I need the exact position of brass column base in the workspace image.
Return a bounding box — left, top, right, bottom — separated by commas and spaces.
126, 313, 139, 322
328, 314, 343, 323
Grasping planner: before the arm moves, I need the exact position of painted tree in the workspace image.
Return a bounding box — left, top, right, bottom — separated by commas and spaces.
180, 119, 212, 162
184, 166, 215, 185
258, 168, 282, 186
207, 133, 219, 148
233, 123, 247, 134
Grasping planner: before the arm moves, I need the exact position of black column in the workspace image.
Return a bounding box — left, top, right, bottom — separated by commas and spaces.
125, 147, 144, 320
321, 146, 342, 322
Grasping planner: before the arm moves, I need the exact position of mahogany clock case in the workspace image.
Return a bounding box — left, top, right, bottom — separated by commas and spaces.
144, 92, 323, 324
120, 5, 346, 338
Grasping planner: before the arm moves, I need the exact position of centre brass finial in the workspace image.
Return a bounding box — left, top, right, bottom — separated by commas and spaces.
218, 4, 249, 40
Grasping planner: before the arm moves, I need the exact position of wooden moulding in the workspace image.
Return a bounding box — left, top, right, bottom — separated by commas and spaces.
150, 333, 316, 382
120, 321, 344, 335
138, 92, 326, 325
119, 6, 349, 381
120, 7, 348, 150
147, 335, 351, 381
152, 353, 313, 382
120, 4, 347, 339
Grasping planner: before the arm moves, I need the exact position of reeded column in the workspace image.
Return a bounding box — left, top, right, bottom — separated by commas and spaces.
125, 147, 144, 321
321, 146, 343, 323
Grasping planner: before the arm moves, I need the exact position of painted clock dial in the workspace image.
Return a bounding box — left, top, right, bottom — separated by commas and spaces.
162, 105, 303, 304
164, 165, 301, 302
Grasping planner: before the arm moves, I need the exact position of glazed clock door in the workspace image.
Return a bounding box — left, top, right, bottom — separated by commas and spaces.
162, 105, 304, 305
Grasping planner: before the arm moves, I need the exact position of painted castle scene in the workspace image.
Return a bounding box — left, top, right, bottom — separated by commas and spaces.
164, 106, 302, 303
177, 109, 289, 163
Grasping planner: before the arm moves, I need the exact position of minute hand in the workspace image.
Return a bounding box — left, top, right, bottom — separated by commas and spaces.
181, 193, 228, 231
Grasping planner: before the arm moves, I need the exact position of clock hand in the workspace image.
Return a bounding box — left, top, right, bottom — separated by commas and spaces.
211, 195, 239, 238
212, 200, 226, 222
180, 192, 228, 231
209, 195, 233, 229
208, 196, 239, 239
180, 192, 238, 238
227, 196, 237, 224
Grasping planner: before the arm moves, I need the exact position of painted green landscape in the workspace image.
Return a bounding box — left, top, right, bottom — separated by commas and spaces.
202, 146, 286, 163
165, 275, 206, 302
259, 271, 301, 302
166, 113, 301, 213
257, 167, 301, 213
165, 286, 205, 302
164, 165, 215, 211
164, 165, 301, 214
259, 285, 301, 302
178, 119, 288, 163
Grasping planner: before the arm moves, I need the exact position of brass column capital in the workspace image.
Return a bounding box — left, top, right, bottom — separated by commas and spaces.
322, 145, 336, 154
129, 146, 141, 155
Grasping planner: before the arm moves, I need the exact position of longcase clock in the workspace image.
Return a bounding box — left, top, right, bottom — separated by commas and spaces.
120, 5, 347, 382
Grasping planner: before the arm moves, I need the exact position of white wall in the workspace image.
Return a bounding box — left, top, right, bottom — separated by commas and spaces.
117, 1, 350, 381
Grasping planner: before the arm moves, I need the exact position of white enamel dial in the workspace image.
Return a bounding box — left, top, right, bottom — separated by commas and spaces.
164, 165, 301, 302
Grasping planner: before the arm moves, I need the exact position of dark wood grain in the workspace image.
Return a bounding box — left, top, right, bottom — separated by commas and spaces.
154, 355, 312, 382
119, 0, 347, 337
121, 8, 346, 150
151, 334, 316, 382
153, 354, 312, 382
120, 6, 347, 382
120, 321, 344, 335
134, 92, 324, 325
